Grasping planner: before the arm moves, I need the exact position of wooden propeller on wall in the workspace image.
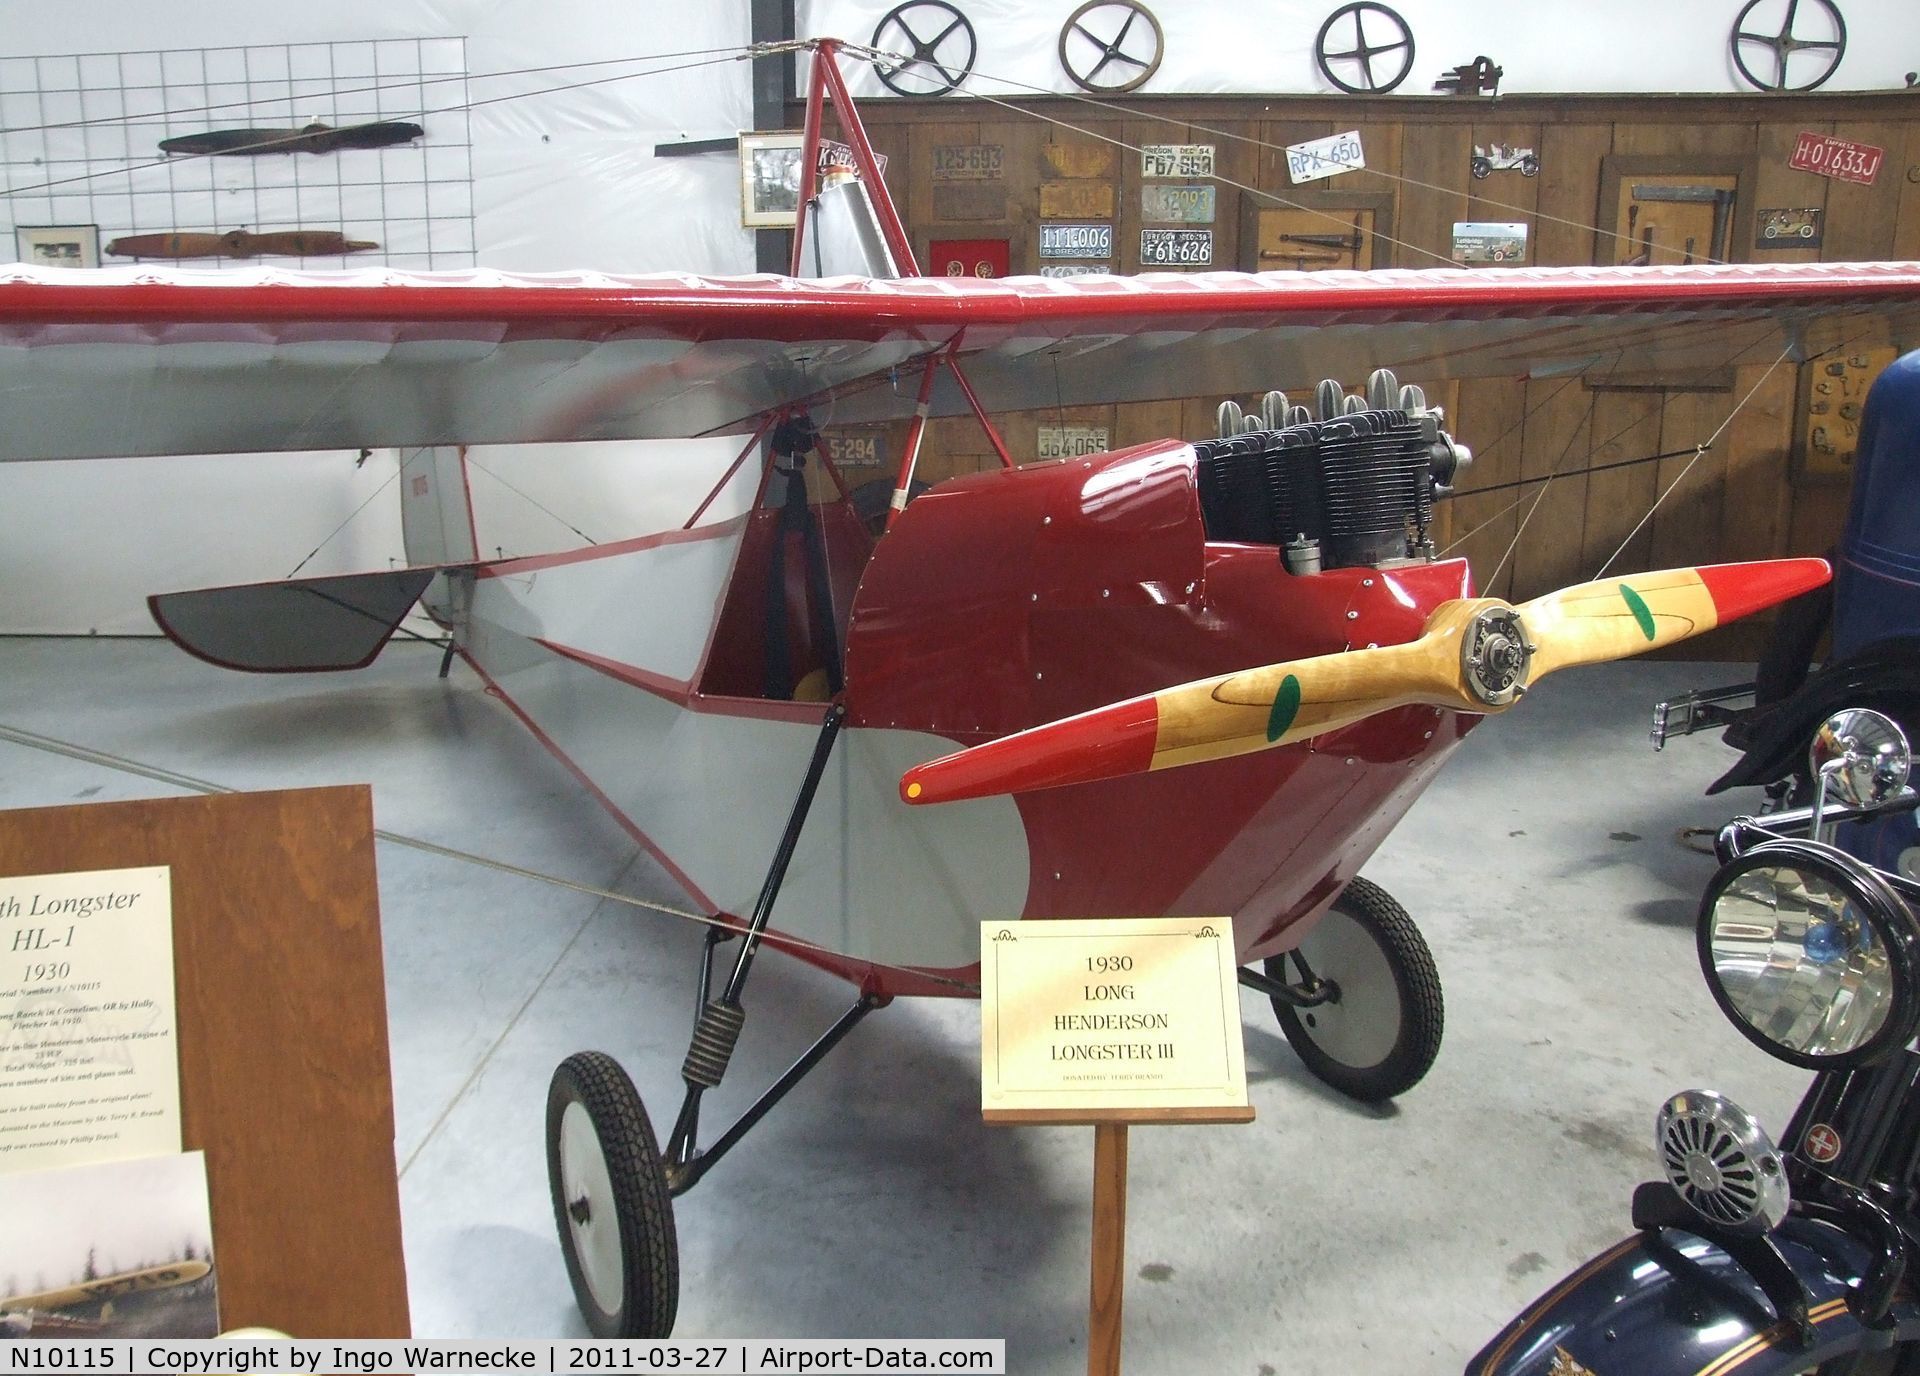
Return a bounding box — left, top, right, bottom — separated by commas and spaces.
899, 558, 1830, 805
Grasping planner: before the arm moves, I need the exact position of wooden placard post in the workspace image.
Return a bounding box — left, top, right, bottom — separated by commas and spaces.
981, 917, 1253, 1375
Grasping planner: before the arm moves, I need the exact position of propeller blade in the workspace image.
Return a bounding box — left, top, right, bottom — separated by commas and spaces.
1522, 558, 1831, 679
900, 634, 1459, 806
900, 557, 1830, 806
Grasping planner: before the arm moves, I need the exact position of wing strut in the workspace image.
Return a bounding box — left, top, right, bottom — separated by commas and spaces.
788, 39, 1015, 476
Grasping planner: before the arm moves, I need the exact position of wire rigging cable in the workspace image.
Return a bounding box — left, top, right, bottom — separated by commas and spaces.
0, 720, 985, 996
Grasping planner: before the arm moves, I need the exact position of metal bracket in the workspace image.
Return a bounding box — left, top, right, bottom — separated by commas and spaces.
1632, 1181, 1818, 1349
1651, 682, 1755, 749
1238, 961, 1339, 1009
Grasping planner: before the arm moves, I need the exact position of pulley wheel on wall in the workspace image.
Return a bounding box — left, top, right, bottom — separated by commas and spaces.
1058, 0, 1165, 94
870, 1, 978, 96
1730, 0, 1846, 92
1314, 2, 1415, 94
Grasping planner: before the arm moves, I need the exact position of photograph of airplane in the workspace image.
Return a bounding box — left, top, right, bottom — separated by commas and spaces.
0, 1152, 218, 1338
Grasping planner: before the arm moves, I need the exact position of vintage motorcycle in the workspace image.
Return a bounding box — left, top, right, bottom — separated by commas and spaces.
1470, 708, 1920, 1375
1653, 348, 1920, 881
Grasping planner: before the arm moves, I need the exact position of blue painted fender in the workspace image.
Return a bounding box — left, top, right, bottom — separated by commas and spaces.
1467, 1220, 1920, 1376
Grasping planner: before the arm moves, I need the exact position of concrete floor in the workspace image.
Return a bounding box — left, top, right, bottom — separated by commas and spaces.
0, 636, 1811, 1372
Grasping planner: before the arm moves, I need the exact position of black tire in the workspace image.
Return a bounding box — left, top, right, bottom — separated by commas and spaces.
546, 1051, 679, 1338
1264, 877, 1443, 1102
1470, 157, 1491, 179
1519, 156, 1539, 177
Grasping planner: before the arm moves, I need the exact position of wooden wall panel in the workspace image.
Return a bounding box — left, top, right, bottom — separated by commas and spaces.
1896, 126, 1920, 260
1579, 389, 1665, 577
1506, 379, 1598, 597
1718, 361, 1799, 563
1464, 118, 1543, 259
1530, 123, 1613, 264
1752, 120, 1833, 265
1206, 120, 1258, 272
1255, 117, 1335, 197
1823, 120, 1908, 261
838, 89, 1920, 620
1611, 122, 1753, 160
1649, 388, 1730, 574
1448, 377, 1528, 600
1341, 120, 1402, 204
1393, 120, 1472, 267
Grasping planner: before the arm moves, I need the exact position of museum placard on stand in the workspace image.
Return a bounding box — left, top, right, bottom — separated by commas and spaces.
980, 916, 1251, 1125
0, 786, 409, 1337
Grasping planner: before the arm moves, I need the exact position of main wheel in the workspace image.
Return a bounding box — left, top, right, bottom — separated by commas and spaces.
546, 1051, 679, 1337
1264, 877, 1442, 1102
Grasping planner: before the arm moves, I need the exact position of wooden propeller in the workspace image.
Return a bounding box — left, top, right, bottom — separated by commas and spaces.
900, 558, 1830, 805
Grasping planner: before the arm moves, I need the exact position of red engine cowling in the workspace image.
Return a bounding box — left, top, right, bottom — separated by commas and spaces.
844, 439, 1478, 957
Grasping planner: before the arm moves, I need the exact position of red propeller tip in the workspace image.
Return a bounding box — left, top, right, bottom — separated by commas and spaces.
1696, 558, 1831, 625
901, 698, 1162, 804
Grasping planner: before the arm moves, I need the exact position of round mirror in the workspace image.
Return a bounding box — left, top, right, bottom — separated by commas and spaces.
1699, 840, 1917, 1069
1810, 708, 1911, 812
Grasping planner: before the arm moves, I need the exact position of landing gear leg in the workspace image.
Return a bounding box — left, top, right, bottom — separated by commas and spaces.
544, 704, 887, 1336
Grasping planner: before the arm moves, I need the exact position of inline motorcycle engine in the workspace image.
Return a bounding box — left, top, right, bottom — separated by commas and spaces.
1192, 367, 1470, 571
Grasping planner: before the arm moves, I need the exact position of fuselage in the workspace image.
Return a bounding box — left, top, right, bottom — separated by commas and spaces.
454, 438, 1478, 998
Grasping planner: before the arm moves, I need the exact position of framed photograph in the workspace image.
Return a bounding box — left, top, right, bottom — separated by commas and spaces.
740, 131, 806, 228
14, 223, 100, 269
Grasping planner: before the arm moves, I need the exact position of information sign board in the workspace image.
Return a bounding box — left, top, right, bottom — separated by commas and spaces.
980, 916, 1250, 1123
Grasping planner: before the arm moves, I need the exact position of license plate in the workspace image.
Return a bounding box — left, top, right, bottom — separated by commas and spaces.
1037, 425, 1109, 458
1286, 130, 1365, 185
1141, 185, 1216, 223
1139, 229, 1212, 266
1788, 132, 1884, 185
1140, 143, 1214, 178
932, 144, 1004, 180
1040, 223, 1114, 259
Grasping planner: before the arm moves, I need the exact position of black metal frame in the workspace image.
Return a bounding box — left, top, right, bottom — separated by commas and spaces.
656, 703, 887, 1196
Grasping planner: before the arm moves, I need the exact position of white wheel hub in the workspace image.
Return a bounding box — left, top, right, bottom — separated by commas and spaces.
558, 1100, 624, 1315
1294, 909, 1401, 1068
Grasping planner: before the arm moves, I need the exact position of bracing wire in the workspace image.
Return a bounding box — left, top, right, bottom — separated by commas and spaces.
0, 719, 984, 995
463, 457, 600, 548
1592, 344, 1799, 578
3, 48, 759, 197
0, 47, 757, 137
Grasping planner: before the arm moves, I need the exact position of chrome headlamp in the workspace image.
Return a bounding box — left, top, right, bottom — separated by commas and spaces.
1698, 838, 1919, 1070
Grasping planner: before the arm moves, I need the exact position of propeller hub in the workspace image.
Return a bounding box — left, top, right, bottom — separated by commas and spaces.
1460, 607, 1533, 706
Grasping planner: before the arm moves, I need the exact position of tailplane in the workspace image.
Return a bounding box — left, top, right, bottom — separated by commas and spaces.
149, 445, 479, 672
